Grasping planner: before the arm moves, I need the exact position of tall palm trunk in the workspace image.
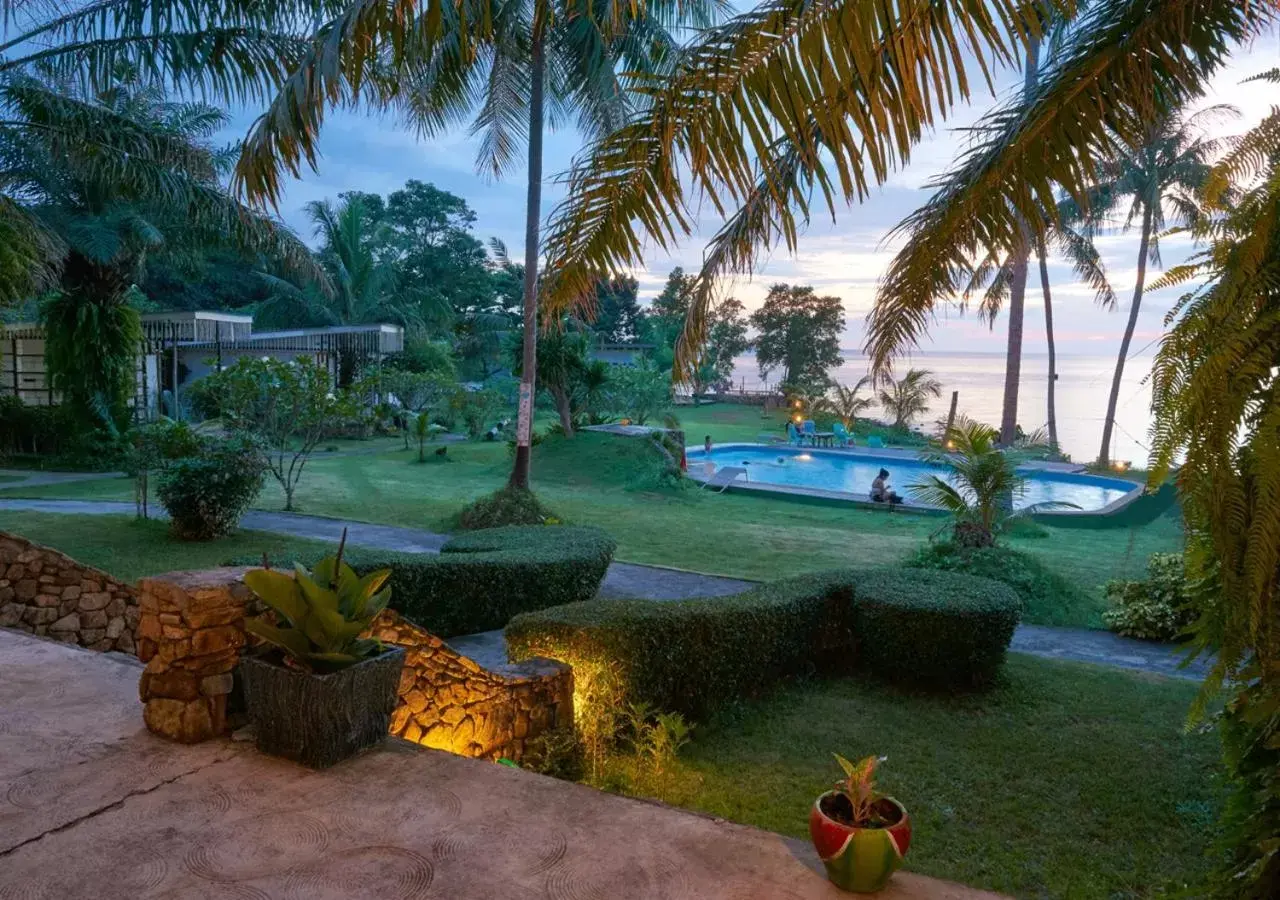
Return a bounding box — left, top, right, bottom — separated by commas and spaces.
998, 37, 1041, 446
1098, 197, 1154, 466
1037, 236, 1058, 450
509, 22, 546, 490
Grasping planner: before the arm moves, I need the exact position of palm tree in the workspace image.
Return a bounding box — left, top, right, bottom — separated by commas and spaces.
234, 0, 721, 490
909, 418, 1073, 548
818, 377, 874, 428
1147, 73, 1280, 893
259, 194, 433, 383
962, 202, 1116, 450
877, 369, 941, 431
0, 65, 315, 424
1075, 106, 1237, 466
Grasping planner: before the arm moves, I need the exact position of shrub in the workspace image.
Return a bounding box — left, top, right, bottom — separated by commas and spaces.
456, 486, 561, 530
156, 435, 266, 540
906, 541, 1088, 626
506, 573, 858, 722
845, 569, 1021, 687
507, 568, 1021, 726
236, 525, 616, 638
1102, 553, 1192, 641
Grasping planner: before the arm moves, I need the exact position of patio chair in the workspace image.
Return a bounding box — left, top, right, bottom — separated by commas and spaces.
699, 466, 748, 493
802, 420, 817, 445
866, 435, 885, 449
786, 422, 803, 445
831, 422, 852, 447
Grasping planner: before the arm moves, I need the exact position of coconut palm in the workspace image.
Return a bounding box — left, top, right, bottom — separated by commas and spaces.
1073, 106, 1238, 465
818, 377, 874, 428
962, 200, 1116, 450
909, 418, 1073, 548
877, 369, 941, 431
234, 0, 723, 490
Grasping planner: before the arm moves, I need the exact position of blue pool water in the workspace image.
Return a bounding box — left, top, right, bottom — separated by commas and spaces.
687, 445, 1136, 512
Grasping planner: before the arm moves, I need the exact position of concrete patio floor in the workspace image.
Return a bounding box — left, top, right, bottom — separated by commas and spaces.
0, 630, 1006, 900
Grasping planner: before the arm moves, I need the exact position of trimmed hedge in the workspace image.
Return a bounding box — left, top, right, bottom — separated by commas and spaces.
506, 567, 1020, 721
844, 569, 1021, 687
233, 525, 616, 638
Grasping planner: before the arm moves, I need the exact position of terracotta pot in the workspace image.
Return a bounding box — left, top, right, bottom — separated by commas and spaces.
808, 792, 912, 893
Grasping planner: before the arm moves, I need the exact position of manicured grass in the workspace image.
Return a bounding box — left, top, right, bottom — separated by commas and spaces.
4, 405, 1183, 627
0, 511, 335, 583
603, 654, 1220, 899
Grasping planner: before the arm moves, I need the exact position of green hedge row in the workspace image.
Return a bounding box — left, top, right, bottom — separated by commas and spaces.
506, 568, 1020, 721
233, 525, 616, 638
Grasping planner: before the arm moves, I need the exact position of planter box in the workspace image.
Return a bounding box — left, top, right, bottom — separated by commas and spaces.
239, 648, 406, 769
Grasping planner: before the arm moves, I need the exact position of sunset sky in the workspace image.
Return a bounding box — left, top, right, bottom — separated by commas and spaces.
224, 32, 1280, 359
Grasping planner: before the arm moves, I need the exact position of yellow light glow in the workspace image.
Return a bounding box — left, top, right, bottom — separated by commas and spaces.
946, 440, 956, 450
797, 453, 812, 461
794, 415, 802, 423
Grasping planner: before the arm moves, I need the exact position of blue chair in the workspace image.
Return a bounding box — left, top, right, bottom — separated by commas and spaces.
832, 422, 852, 447
866, 435, 885, 449
802, 420, 817, 445
786, 422, 803, 445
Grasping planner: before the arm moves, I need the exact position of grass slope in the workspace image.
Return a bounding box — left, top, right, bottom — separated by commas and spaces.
610, 655, 1219, 899
3, 406, 1182, 627
0, 511, 335, 582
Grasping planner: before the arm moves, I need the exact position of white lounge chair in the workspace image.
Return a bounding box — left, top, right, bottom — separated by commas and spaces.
700, 466, 748, 493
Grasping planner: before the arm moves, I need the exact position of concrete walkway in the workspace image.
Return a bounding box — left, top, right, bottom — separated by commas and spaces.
0, 630, 1004, 900
0, 498, 1205, 681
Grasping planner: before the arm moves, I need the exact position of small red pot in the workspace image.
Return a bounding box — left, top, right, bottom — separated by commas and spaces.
808, 792, 911, 893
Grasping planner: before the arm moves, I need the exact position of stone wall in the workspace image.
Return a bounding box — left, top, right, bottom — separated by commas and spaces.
136, 568, 253, 743
368, 611, 572, 762
0, 531, 139, 653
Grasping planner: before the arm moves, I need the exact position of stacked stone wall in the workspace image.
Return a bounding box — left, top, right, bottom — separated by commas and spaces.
0, 531, 139, 653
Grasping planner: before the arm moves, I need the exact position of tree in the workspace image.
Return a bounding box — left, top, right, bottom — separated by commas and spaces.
383, 369, 456, 449
693, 298, 750, 394
510, 323, 589, 436
819, 377, 875, 428
878, 369, 942, 430
1147, 80, 1280, 893
750, 284, 845, 394
592, 276, 642, 344
909, 419, 1072, 548
608, 361, 671, 426
1080, 107, 1236, 465
0, 68, 315, 426
235, 0, 722, 493
196, 357, 348, 511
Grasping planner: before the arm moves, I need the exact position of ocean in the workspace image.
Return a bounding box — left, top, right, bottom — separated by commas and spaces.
728, 351, 1155, 465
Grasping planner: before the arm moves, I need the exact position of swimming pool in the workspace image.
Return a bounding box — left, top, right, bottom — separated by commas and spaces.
686, 444, 1139, 513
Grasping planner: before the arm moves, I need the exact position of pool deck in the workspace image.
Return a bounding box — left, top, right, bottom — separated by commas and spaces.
0, 629, 1006, 900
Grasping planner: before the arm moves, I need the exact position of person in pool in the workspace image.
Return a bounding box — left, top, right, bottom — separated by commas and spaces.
870, 468, 904, 505
704, 435, 713, 453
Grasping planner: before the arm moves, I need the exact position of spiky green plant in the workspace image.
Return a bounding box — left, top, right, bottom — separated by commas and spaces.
818, 377, 875, 428
909, 419, 1075, 547
877, 369, 941, 430
245, 536, 392, 672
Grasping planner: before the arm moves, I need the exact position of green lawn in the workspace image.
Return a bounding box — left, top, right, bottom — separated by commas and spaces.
2, 405, 1182, 627
601, 654, 1220, 899
0, 511, 334, 582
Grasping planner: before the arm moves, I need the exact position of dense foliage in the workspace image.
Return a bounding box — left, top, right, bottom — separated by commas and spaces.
907, 541, 1088, 627
156, 435, 265, 540
241, 526, 615, 638
844, 569, 1021, 687
750, 284, 845, 395
507, 567, 1020, 724
456, 486, 562, 530
1101, 553, 1192, 641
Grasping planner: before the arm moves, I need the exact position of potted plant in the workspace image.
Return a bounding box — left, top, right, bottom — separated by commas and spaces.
239, 532, 404, 768
808, 754, 911, 893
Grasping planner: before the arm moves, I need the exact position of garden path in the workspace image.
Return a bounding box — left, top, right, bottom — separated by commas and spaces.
0, 498, 1208, 681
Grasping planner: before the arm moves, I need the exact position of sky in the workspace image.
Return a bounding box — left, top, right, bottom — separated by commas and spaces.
221, 28, 1280, 359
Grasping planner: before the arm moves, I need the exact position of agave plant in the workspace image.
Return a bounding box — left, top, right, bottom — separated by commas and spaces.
909, 419, 1075, 548
244, 534, 392, 672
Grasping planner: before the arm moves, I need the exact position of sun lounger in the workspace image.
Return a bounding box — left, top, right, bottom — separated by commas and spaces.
700, 466, 748, 493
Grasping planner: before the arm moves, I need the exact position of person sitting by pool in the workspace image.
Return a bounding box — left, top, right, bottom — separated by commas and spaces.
870, 468, 904, 505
